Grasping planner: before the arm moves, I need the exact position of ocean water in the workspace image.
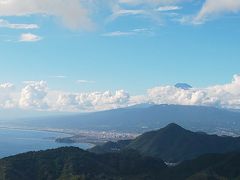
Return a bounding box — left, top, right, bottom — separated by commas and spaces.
0, 128, 94, 158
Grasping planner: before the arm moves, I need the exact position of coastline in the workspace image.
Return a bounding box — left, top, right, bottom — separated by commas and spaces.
0, 126, 76, 136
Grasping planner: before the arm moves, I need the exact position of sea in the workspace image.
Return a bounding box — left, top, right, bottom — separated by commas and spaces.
0, 128, 94, 158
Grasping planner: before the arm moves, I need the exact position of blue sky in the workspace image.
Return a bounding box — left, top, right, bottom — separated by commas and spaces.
0, 0, 240, 115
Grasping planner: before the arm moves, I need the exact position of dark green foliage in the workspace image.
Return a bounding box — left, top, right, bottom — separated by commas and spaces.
1, 147, 240, 180
163, 152, 240, 180
90, 140, 131, 154
0, 147, 166, 180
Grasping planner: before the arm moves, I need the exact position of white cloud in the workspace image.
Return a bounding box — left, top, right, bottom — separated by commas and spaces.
19, 81, 48, 109
102, 31, 135, 37
108, 0, 185, 24
147, 74, 240, 109
118, 0, 183, 6
193, 0, 240, 24
111, 0, 240, 25
23, 81, 39, 84
156, 6, 182, 11
109, 4, 147, 21
2, 81, 131, 112
0, 82, 14, 89
114, 8, 146, 16
19, 33, 42, 42
0, 0, 93, 30
0, 82, 16, 109
55, 90, 130, 112
49, 75, 67, 79
102, 28, 153, 37
1, 75, 240, 112
77, 80, 95, 84
0, 0, 238, 31
0, 19, 39, 29
147, 86, 217, 106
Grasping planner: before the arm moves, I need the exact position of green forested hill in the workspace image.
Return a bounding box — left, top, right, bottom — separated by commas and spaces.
2, 124, 240, 180
0, 147, 166, 180
91, 123, 240, 162
163, 152, 240, 180
1, 147, 240, 180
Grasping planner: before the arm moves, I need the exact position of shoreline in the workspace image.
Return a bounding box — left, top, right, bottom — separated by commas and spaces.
0, 126, 76, 136
0, 126, 138, 146
0, 126, 96, 147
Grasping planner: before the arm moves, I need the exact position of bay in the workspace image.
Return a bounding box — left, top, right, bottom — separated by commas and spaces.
0, 128, 94, 158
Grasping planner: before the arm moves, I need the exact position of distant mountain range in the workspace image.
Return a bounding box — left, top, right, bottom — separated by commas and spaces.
17, 104, 240, 136
90, 123, 240, 162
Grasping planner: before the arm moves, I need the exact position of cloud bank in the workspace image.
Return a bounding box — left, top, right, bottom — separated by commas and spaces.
146, 75, 240, 109
0, 0, 93, 30
0, 0, 240, 32
1, 75, 240, 112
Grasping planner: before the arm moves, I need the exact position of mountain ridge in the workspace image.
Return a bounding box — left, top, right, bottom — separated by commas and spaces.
1, 146, 240, 180
90, 123, 240, 162
15, 104, 240, 136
